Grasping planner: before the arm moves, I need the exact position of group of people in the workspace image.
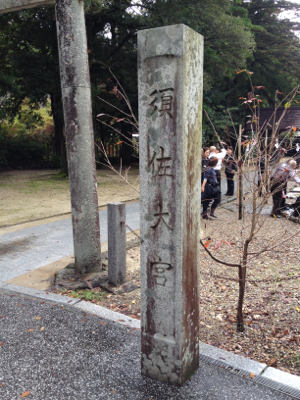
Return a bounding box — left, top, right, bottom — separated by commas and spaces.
201, 142, 237, 220
201, 141, 300, 221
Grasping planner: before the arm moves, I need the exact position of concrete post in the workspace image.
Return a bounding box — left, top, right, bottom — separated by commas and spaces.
55, 0, 101, 274
108, 202, 126, 286
138, 24, 204, 385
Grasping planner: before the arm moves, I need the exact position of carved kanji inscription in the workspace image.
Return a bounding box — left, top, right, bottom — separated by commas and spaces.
149, 146, 173, 177
151, 204, 173, 230
149, 88, 174, 118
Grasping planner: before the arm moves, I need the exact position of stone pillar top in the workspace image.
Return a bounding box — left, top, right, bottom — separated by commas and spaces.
138, 24, 202, 62
0, 0, 54, 14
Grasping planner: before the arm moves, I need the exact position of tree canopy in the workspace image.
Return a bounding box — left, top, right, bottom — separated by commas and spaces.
0, 0, 300, 164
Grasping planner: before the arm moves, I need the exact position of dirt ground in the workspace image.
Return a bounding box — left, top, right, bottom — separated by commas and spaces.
0, 168, 139, 226
54, 193, 300, 377
3, 167, 300, 376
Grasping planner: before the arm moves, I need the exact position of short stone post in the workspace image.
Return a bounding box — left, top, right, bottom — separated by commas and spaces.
138, 24, 204, 385
55, 0, 102, 275
108, 202, 126, 286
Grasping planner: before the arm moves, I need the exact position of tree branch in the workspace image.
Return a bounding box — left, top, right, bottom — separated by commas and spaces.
200, 240, 241, 268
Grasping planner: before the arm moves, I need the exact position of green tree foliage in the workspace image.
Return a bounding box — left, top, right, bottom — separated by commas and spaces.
203, 0, 300, 140
0, 0, 300, 158
140, 0, 255, 88
246, 0, 300, 100
0, 99, 54, 168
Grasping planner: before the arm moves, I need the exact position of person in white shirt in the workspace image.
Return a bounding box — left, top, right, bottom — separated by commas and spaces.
209, 143, 227, 198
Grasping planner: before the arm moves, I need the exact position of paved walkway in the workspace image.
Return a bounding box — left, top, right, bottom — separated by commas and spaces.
0, 176, 238, 283
0, 203, 140, 281
0, 290, 294, 400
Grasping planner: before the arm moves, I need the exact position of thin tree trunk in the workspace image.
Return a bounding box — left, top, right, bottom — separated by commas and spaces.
237, 241, 249, 332
237, 266, 246, 331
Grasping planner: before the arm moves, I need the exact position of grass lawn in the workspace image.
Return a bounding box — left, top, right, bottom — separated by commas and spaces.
0, 168, 139, 226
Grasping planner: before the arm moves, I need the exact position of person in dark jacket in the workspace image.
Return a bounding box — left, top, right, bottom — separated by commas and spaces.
224, 146, 237, 196
201, 147, 210, 183
201, 158, 220, 219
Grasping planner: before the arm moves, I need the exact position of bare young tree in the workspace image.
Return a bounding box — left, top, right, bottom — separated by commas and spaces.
96, 69, 139, 191
96, 69, 300, 333
201, 73, 300, 331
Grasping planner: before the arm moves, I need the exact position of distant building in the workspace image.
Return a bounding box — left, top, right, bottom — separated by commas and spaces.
245, 106, 300, 155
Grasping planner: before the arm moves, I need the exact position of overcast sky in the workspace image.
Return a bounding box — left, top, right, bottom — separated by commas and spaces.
280, 0, 300, 21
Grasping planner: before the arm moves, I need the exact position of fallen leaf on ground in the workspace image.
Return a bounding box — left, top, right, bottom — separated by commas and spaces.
20, 391, 30, 398
28, 329, 34, 332
249, 373, 256, 379
40, 327, 45, 331
214, 241, 222, 250
36, 317, 41, 320
0, 342, 4, 346
204, 239, 211, 248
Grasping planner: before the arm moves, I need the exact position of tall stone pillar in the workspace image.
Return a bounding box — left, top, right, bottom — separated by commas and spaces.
55, 0, 101, 274
138, 24, 203, 385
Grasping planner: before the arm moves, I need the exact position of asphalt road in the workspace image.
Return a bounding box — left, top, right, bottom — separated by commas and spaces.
0, 203, 140, 281
0, 291, 292, 400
